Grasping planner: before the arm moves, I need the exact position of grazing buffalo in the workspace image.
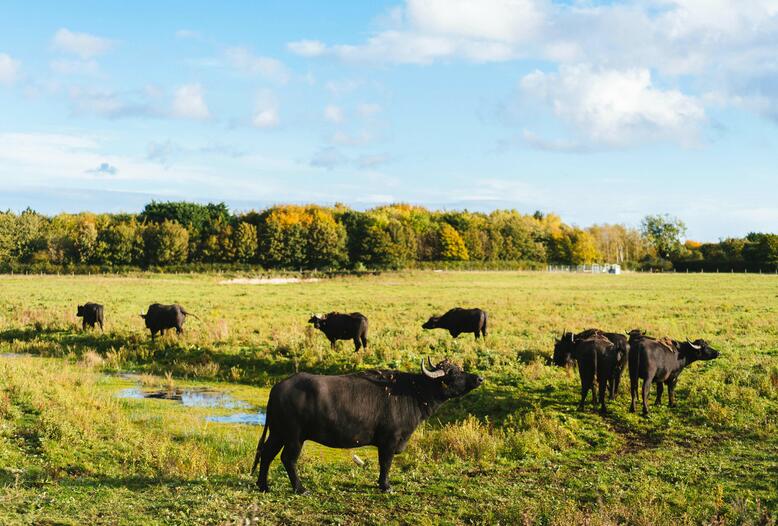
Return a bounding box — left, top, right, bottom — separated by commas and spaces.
553, 332, 623, 414
76, 302, 104, 331
251, 358, 483, 493
553, 329, 629, 399
308, 312, 368, 352
422, 308, 487, 340
628, 333, 720, 416
140, 303, 197, 339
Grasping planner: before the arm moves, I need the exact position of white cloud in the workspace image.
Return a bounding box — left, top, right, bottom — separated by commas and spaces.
289, 0, 778, 127
171, 84, 210, 120
520, 65, 706, 147
50, 58, 99, 75
330, 130, 374, 146
357, 103, 382, 118
52, 28, 113, 58
225, 47, 290, 83
67, 86, 158, 118
86, 162, 118, 175
324, 104, 344, 124
0, 53, 20, 85
252, 90, 280, 128
287, 39, 326, 57
175, 29, 201, 39
406, 0, 544, 43
310, 147, 347, 169
325, 79, 363, 96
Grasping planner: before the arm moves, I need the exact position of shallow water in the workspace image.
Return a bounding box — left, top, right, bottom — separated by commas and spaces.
206, 412, 265, 425
115, 385, 263, 425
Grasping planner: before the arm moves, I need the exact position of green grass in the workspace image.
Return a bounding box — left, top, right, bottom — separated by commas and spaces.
0, 271, 776, 525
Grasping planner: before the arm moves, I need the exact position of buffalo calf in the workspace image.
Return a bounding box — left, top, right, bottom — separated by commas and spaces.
76, 302, 104, 331
422, 307, 487, 340
308, 312, 368, 352
251, 358, 483, 493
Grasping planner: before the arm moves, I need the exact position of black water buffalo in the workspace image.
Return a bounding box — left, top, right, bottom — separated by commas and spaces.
308, 312, 368, 352
251, 358, 483, 493
553, 329, 629, 399
553, 332, 623, 414
628, 333, 719, 416
422, 307, 487, 340
76, 302, 104, 331
140, 303, 197, 339
576, 329, 629, 397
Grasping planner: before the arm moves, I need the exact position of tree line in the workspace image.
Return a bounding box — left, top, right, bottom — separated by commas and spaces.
0, 202, 775, 272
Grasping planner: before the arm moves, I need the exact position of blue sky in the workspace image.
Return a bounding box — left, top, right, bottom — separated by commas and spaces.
1, 0, 777, 241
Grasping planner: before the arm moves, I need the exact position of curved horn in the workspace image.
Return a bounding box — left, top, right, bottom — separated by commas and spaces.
421, 358, 445, 379
686, 338, 702, 350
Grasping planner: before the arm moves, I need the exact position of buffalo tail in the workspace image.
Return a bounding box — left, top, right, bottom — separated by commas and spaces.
250, 417, 269, 475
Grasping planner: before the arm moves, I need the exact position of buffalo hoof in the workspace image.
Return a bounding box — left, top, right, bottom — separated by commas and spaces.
257, 482, 269, 492
379, 484, 393, 493
293, 486, 307, 495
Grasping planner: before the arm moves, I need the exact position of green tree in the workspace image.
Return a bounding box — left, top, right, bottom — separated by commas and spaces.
439, 223, 469, 261
96, 220, 143, 265
233, 221, 258, 262
641, 214, 687, 259
142, 220, 189, 265
73, 220, 98, 263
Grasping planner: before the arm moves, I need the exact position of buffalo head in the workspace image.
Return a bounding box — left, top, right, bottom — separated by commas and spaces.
76, 305, 85, 317
308, 314, 324, 329
682, 338, 720, 361
421, 316, 440, 330
421, 357, 483, 398
551, 331, 576, 367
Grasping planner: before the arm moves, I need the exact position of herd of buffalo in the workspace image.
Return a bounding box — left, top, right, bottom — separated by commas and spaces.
70, 301, 719, 493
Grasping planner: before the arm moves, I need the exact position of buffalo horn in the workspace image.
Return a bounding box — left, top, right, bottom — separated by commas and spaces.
686, 338, 702, 350
421, 357, 445, 379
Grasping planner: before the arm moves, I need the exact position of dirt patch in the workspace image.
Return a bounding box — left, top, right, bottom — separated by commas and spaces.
218, 277, 321, 285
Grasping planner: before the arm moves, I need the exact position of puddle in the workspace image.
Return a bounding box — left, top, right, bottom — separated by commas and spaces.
116, 385, 263, 425
206, 412, 265, 425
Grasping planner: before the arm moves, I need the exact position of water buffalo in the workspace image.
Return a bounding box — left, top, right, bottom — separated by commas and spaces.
76, 302, 104, 331
308, 312, 368, 352
140, 303, 198, 339
553, 332, 623, 414
422, 307, 487, 340
251, 358, 483, 493
628, 333, 720, 416
553, 329, 628, 399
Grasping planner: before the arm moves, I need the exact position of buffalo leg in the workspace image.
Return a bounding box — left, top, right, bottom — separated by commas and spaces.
667, 379, 678, 407
377, 446, 395, 492
353, 337, 361, 352
629, 373, 638, 413
578, 380, 589, 411
641, 378, 651, 416
598, 378, 608, 414
655, 382, 664, 406
151, 330, 157, 340
329, 338, 336, 350
99, 319, 104, 332
281, 440, 305, 494
360, 335, 368, 350
256, 435, 283, 492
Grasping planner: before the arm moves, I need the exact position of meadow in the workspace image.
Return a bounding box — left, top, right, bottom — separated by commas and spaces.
0, 271, 776, 525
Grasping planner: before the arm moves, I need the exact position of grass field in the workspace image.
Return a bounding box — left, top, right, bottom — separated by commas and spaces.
0, 271, 776, 525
